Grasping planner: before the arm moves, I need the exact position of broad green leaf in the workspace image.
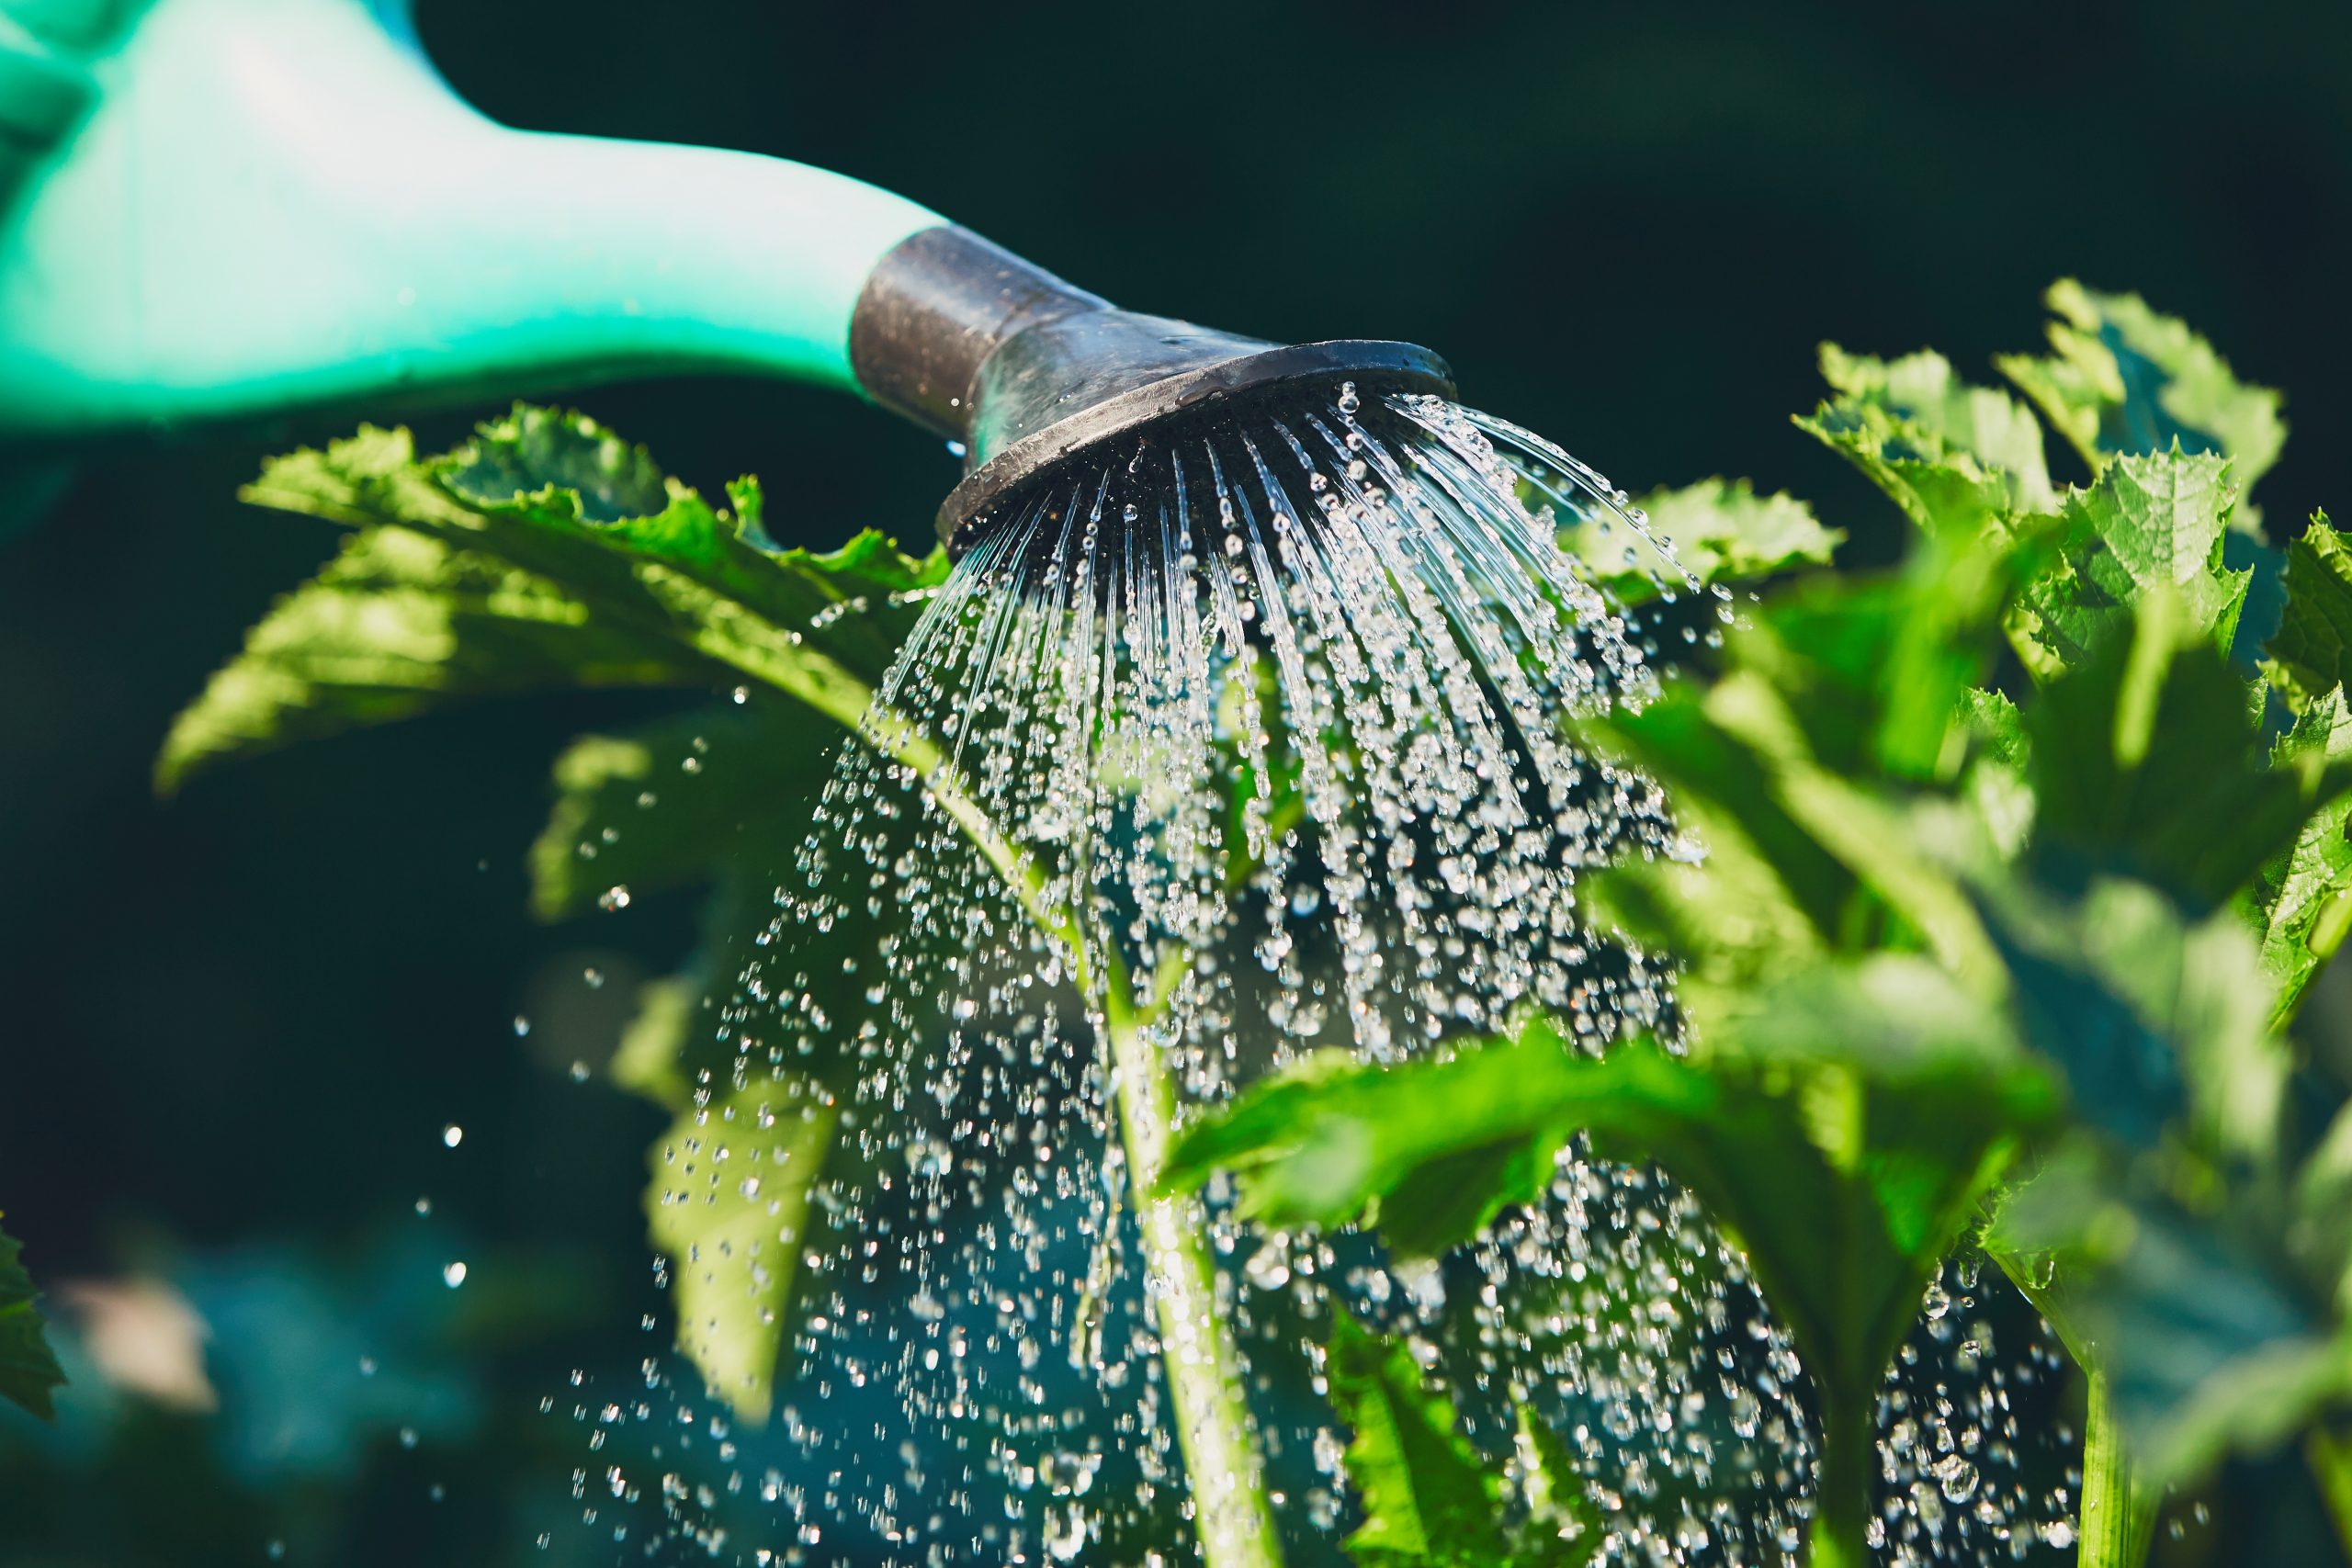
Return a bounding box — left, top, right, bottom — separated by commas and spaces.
2019, 600, 2337, 912
1170, 978, 2048, 1477
161, 408, 946, 791
1325, 1312, 1510, 1565
2253, 687, 2352, 1029
2262, 513, 2352, 716
156, 524, 706, 790
1562, 478, 1840, 606
1961, 689, 2035, 860
0, 1215, 64, 1420
1997, 280, 2285, 526
1985, 1142, 2348, 1485
1722, 525, 2041, 785
611, 975, 702, 1111
1815, 344, 2057, 513
529, 704, 830, 923
650, 1080, 839, 1426
1982, 874, 2287, 1162
2007, 449, 2251, 682
1795, 398, 2016, 539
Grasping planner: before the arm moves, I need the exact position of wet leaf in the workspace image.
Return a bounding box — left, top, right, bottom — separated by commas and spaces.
1511, 1403, 1604, 1567
0, 1216, 64, 1420
1171, 973, 2049, 1474
528, 704, 829, 923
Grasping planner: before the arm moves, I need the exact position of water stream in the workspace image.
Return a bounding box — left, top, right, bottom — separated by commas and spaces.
572, 392, 2067, 1564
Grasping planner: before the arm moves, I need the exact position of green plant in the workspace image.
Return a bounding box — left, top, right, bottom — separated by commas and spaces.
1166, 285, 2352, 1565
159, 284, 2352, 1567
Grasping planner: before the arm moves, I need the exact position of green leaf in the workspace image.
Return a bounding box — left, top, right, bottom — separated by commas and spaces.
1982, 874, 2288, 1164
1795, 398, 2016, 539
529, 704, 830, 924
1325, 1312, 1510, 1565
610, 975, 703, 1111
2007, 449, 2251, 682
1511, 1404, 1604, 1567
0, 1215, 64, 1420
2019, 598, 2335, 912
1170, 972, 2047, 1443
1562, 478, 1840, 606
2262, 513, 2352, 716
650, 1080, 839, 1426
1984, 1142, 2349, 1486
1997, 280, 2285, 526
2252, 686, 2352, 1029
160, 408, 946, 791
1815, 344, 2058, 513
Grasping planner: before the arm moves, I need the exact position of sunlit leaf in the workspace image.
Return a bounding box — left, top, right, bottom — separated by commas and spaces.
160, 408, 944, 791
649, 1082, 839, 1426
1997, 280, 2285, 526
2007, 450, 2251, 682
1815, 344, 2058, 513
2251, 686, 2352, 1030
1325, 1312, 1510, 1565
1562, 478, 1840, 606
529, 704, 831, 923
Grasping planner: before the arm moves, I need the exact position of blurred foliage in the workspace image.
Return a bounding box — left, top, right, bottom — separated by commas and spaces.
1558, 476, 1839, 609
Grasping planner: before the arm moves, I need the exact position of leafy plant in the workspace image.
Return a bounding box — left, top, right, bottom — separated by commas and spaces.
162, 283, 2352, 1568
1168, 285, 2352, 1567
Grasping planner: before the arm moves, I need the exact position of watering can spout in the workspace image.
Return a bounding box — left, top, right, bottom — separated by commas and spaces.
0, 0, 942, 442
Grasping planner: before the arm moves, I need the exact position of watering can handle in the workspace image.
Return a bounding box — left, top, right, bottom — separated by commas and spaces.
0, 0, 945, 444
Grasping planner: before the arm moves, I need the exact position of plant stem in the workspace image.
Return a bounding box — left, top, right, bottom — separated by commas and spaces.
857, 694, 1283, 1566
1104, 975, 1284, 1568
2078, 1369, 2155, 1568
1808, 1400, 1875, 1568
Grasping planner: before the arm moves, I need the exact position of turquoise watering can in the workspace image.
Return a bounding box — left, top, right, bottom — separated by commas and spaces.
0, 0, 1450, 547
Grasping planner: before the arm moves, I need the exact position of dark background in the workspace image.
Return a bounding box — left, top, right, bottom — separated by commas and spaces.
4, 1, 2348, 1562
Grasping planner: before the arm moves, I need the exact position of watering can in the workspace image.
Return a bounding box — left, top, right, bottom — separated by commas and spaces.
0, 0, 1448, 546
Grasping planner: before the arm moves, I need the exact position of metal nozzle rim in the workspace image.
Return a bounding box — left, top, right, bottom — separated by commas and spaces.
934, 338, 1453, 553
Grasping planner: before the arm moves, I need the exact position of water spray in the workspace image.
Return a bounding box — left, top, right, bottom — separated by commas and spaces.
1, 3, 1732, 1562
